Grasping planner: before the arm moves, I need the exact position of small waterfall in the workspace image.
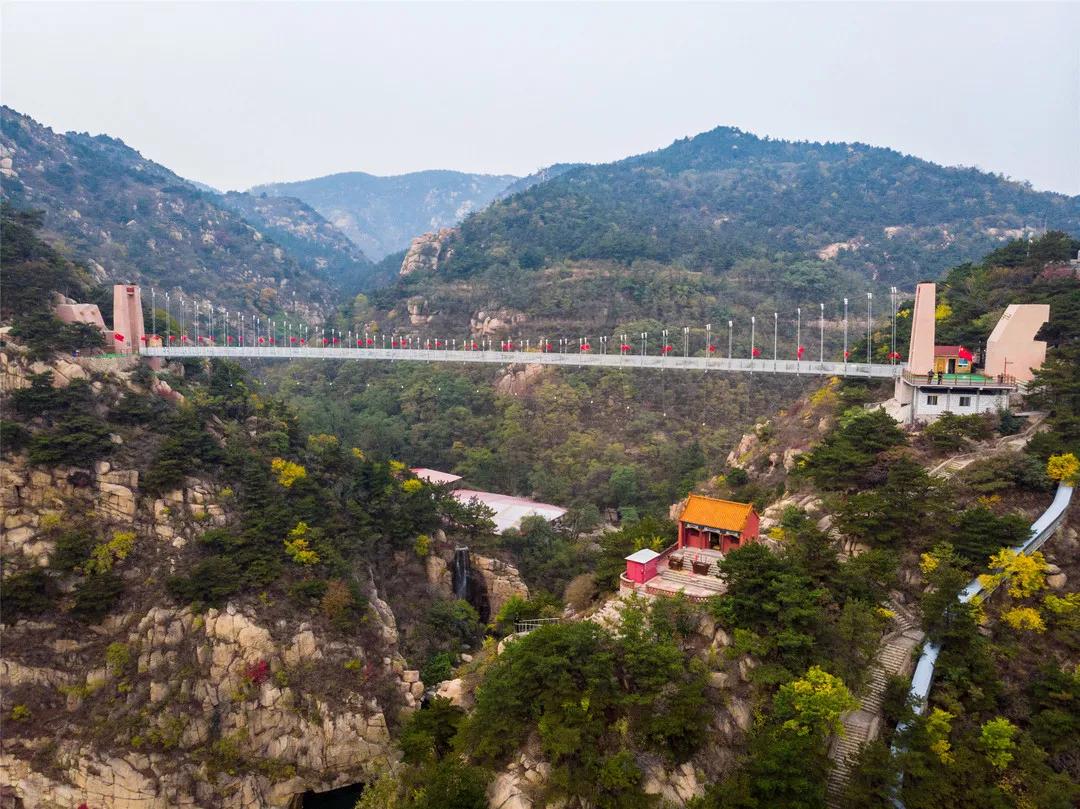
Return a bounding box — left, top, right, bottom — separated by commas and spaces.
452, 547, 471, 601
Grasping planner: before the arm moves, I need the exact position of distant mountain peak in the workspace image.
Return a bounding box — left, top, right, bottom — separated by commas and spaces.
251, 169, 519, 260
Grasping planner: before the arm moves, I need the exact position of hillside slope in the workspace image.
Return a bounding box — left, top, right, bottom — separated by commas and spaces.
411, 126, 1079, 290
252, 169, 517, 260
0, 107, 334, 316
217, 191, 378, 294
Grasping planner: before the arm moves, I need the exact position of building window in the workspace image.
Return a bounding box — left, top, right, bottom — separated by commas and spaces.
959, 396, 971, 407
926, 395, 938, 405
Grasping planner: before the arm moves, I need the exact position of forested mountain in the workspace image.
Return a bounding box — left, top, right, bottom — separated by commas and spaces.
217, 191, 378, 294
376, 127, 1078, 332
252, 169, 518, 260
0, 107, 335, 316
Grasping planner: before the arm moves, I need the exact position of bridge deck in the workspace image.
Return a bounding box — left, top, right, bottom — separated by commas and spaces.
143, 346, 901, 378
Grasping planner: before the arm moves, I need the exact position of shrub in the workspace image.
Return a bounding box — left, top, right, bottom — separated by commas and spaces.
410, 759, 489, 809
105, 642, 132, 675
84, 531, 137, 574
72, 570, 124, 620
320, 578, 367, 631
564, 572, 598, 611
166, 555, 242, 606
27, 415, 113, 466
420, 652, 454, 686
10, 704, 31, 722
0, 419, 31, 453
3, 568, 56, 619
50, 527, 96, 571
399, 695, 465, 764
922, 412, 994, 452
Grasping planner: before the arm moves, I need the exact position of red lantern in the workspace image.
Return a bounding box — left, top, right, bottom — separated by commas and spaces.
620, 343, 632, 353
472, 342, 479, 350
226, 335, 233, 344
581, 343, 592, 351
797, 345, 805, 359
168, 335, 175, 342
545, 342, 553, 352
707, 344, 716, 353
333, 337, 340, 344
181, 335, 188, 342
113, 332, 125, 342
258, 337, 265, 344
367, 338, 374, 346
290, 336, 298, 344
300, 338, 306, 345
661, 344, 673, 354
752, 347, 761, 358
844, 350, 851, 359
269, 338, 275, 344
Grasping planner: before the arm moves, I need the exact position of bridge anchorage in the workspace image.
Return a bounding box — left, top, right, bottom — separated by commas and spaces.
138, 288, 906, 379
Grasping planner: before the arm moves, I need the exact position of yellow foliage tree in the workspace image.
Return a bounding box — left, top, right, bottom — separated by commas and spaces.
284, 522, 320, 565
306, 433, 339, 453
271, 458, 307, 488
926, 707, 955, 764
1043, 593, 1080, 630
84, 531, 137, 574
1002, 606, 1045, 632
1046, 453, 1080, 485
402, 478, 424, 494
977, 549, 1047, 599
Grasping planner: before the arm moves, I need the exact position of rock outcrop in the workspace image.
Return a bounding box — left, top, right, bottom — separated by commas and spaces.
399, 228, 456, 276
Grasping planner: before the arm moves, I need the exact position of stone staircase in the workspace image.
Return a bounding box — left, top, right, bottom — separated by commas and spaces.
826, 599, 924, 807
654, 568, 726, 594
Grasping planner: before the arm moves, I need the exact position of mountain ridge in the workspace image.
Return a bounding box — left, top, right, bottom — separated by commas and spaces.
0, 106, 335, 317
252, 169, 518, 260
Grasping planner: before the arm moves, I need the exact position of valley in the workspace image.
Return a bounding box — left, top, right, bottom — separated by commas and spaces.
2, 97, 1079, 809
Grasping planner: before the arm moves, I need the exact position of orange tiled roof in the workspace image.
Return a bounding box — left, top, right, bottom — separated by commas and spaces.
680, 494, 754, 532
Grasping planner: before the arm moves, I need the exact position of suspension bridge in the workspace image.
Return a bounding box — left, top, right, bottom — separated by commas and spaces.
133, 285, 906, 378
143, 344, 900, 378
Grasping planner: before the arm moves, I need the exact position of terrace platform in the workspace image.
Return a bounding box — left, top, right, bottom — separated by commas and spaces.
620, 546, 728, 602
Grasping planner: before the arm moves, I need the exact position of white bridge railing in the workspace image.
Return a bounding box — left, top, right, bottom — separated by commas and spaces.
143, 346, 902, 378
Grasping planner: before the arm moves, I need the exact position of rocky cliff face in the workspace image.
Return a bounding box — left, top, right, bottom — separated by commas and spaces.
399, 228, 457, 277
0, 353, 419, 808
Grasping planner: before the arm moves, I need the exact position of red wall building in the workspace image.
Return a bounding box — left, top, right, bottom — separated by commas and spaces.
677, 494, 759, 554
624, 548, 661, 583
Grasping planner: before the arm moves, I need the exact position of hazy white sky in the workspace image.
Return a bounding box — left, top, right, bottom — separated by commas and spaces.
3, 2, 1078, 194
